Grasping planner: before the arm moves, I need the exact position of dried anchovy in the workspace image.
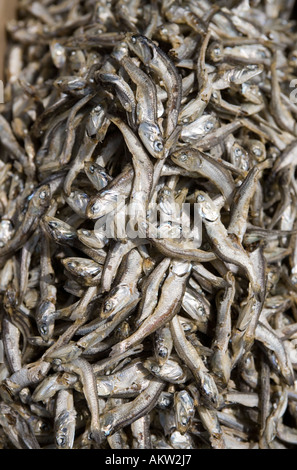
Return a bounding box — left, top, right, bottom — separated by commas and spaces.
0, 0, 297, 450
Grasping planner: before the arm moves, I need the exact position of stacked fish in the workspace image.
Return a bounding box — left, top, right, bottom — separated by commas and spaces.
0, 0, 297, 449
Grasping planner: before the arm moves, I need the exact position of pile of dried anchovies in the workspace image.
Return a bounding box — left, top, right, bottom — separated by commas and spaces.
1, 0, 297, 450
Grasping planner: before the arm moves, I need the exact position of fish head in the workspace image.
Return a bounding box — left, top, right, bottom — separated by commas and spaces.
100, 284, 132, 320
66, 190, 90, 217
196, 191, 219, 222
143, 358, 161, 375
157, 392, 174, 409
207, 41, 224, 63
138, 121, 164, 159
86, 104, 106, 138
180, 115, 217, 143
84, 162, 110, 190
87, 190, 124, 219
36, 300, 56, 341
0, 220, 14, 247
45, 343, 81, 364
247, 139, 266, 162
55, 410, 76, 449
174, 390, 195, 433
3, 284, 18, 311
170, 148, 202, 169
170, 260, 192, 277
50, 41, 66, 69
231, 142, 250, 171
31, 184, 51, 210
229, 64, 264, 85
111, 41, 129, 61
77, 228, 107, 249
157, 185, 175, 215
125, 33, 152, 63
42, 216, 76, 243
54, 76, 86, 93
155, 345, 169, 362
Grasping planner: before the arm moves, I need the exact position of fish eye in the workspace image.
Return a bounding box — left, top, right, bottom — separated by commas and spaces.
56, 436, 66, 447
131, 35, 137, 43
180, 153, 187, 162
197, 305, 204, 315
181, 418, 188, 425
40, 325, 48, 335
252, 147, 262, 156
204, 121, 214, 132
89, 165, 95, 173
241, 159, 249, 171
244, 355, 252, 366
82, 229, 91, 236
48, 221, 58, 229
90, 204, 97, 214
197, 194, 205, 202
39, 190, 48, 200
154, 140, 164, 152
234, 147, 242, 157
40, 422, 50, 432
182, 323, 191, 332
53, 358, 62, 366
247, 64, 258, 71
158, 347, 168, 358
151, 364, 160, 374
104, 300, 114, 312
140, 221, 148, 230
